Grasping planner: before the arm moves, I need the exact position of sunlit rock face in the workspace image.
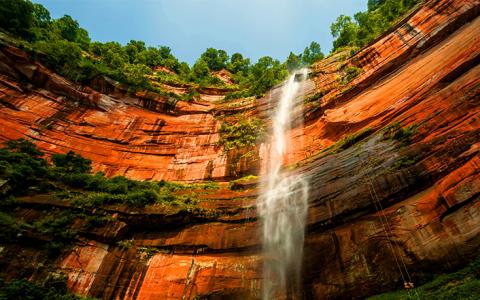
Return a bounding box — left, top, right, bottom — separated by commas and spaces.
0, 0, 479, 299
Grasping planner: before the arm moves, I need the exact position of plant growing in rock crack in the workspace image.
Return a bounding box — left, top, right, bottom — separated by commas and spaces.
304, 90, 326, 104
339, 65, 363, 85
382, 122, 418, 147
117, 239, 135, 250
136, 247, 159, 261
216, 117, 266, 152
329, 127, 374, 154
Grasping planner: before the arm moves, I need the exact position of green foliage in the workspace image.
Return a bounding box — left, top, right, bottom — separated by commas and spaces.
191, 58, 211, 80
52, 151, 92, 173
229, 175, 258, 190
31, 3, 51, 27
330, 0, 420, 52
391, 155, 420, 170
340, 65, 363, 85
120, 63, 153, 89
382, 122, 418, 146
0, 139, 207, 209
0, 139, 49, 195
117, 239, 135, 250
329, 127, 374, 154
248, 56, 289, 96
331, 15, 359, 51
52, 15, 90, 48
223, 90, 252, 101
286, 52, 302, 72
136, 246, 159, 261
0, 2, 327, 100
227, 53, 250, 74
0, 211, 22, 242
286, 41, 325, 72
29, 209, 78, 255
158, 180, 219, 192
305, 90, 326, 104
199, 48, 229, 71
225, 41, 323, 100
368, 256, 480, 300
0, 0, 34, 38
224, 55, 289, 99
301, 41, 325, 65
217, 118, 266, 152
0, 277, 96, 300
32, 39, 84, 78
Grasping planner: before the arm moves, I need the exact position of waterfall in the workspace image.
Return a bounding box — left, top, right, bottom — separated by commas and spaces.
258, 69, 309, 299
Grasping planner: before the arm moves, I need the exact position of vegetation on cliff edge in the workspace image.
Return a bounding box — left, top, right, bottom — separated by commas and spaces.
331, 0, 421, 52
0, 139, 219, 255
368, 256, 480, 300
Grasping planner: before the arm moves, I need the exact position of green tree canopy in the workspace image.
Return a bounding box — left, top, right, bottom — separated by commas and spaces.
191, 58, 211, 81
52, 151, 92, 173
285, 52, 302, 72
228, 53, 250, 74
330, 0, 420, 52
248, 56, 288, 96
32, 3, 51, 27
200, 48, 229, 71
302, 41, 324, 65
0, 0, 34, 37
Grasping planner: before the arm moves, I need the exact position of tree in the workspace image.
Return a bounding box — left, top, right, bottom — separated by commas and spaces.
285, 52, 302, 72
191, 58, 210, 81
51, 15, 90, 48
53, 15, 79, 42
177, 62, 191, 79
200, 48, 229, 71
32, 3, 51, 27
32, 39, 83, 79
0, 0, 34, 37
248, 56, 288, 96
302, 41, 324, 65
368, 0, 387, 10
5, 139, 43, 158
52, 151, 92, 173
120, 63, 152, 89
227, 53, 250, 74
330, 0, 420, 52
330, 15, 359, 51
125, 40, 146, 63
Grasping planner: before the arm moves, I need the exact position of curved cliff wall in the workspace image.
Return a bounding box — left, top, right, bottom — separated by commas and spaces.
0, 0, 479, 299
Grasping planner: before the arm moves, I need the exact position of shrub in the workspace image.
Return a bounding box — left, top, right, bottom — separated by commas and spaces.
0, 139, 49, 195
52, 151, 92, 173
340, 65, 362, 85
217, 118, 266, 152
390, 155, 420, 170
305, 90, 326, 104
330, 127, 374, 153
368, 256, 480, 300
123, 189, 158, 206
117, 239, 135, 250
0, 211, 22, 242
382, 122, 418, 146
0, 277, 94, 300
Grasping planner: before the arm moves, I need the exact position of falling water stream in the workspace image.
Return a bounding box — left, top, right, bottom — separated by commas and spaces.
258, 69, 309, 299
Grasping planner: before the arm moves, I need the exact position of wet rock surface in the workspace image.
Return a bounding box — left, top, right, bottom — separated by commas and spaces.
0, 0, 479, 299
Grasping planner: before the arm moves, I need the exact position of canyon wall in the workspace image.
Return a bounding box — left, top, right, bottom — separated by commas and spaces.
0, 0, 479, 299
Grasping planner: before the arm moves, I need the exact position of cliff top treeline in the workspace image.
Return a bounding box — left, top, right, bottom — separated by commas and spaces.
0, 0, 420, 100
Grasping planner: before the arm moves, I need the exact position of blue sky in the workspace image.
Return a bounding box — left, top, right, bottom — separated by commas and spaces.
33, 0, 367, 65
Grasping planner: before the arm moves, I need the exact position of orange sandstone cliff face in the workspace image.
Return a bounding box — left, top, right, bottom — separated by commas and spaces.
0, 0, 479, 299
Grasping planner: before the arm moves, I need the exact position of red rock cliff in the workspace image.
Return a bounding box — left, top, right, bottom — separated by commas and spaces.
0, 0, 479, 299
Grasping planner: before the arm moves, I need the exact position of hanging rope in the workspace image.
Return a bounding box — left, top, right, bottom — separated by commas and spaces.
362, 156, 420, 300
